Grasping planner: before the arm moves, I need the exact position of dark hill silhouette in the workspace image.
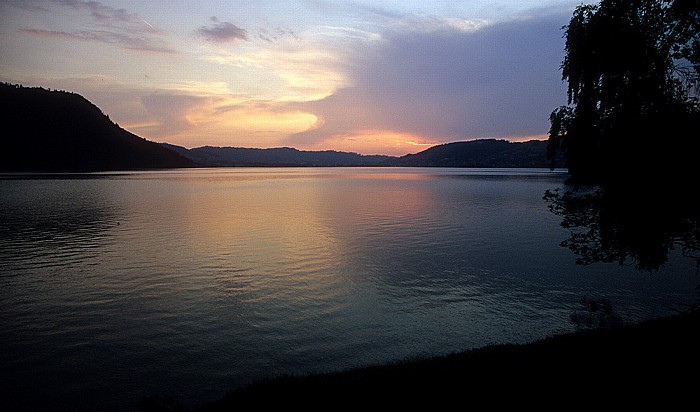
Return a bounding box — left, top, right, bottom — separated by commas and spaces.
165, 139, 565, 168
396, 139, 565, 167
0, 83, 194, 172
162, 144, 394, 167
0, 83, 564, 171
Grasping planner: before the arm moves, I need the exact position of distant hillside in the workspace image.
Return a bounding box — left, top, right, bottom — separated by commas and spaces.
0, 83, 194, 172
162, 144, 395, 167
164, 139, 564, 168
0, 83, 564, 171
396, 139, 565, 168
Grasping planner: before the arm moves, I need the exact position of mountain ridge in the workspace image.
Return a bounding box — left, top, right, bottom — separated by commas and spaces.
161, 143, 394, 167
395, 139, 564, 168
165, 139, 565, 168
0, 83, 194, 172
1, 83, 565, 171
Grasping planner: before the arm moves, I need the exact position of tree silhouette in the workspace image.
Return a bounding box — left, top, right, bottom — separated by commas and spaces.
548, 0, 700, 184
544, 0, 700, 275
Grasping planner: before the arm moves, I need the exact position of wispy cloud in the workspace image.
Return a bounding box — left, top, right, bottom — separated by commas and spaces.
53, 0, 137, 25
140, 92, 208, 135
306, 0, 406, 22
1, 0, 46, 11
8, 0, 174, 52
20, 28, 178, 54
9, 0, 157, 31
138, 92, 317, 148
198, 17, 248, 42
256, 27, 299, 43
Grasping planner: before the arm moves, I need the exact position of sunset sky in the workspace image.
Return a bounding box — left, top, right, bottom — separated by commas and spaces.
0, 0, 592, 156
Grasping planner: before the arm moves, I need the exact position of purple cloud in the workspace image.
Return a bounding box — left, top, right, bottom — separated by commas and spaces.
53, 0, 137, 24
7, 0, 164, 36
21, 28, 177, 53
198, 17, 248, 42
288, 12, 570, 147
12, 0, 175, 53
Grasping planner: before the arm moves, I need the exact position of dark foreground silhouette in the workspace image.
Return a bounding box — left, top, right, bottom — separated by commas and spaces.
0, 83, 194, 172
139, 309, 700, 411
547, 0, 699, 185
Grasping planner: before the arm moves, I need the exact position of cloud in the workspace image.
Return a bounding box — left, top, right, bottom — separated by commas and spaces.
138, 92, 318, 148
20, 28, 177, 53
286, 12, 570, 151
52, 0, 137, 25
1, 0, 46, 11
201, 32, 361, 104
140, 93, 208, 136
256, 26, 299, 43
9, 0, 156, 31
307, 0, 407, 21
198, 17, 248, 42
9, 0, 173, 52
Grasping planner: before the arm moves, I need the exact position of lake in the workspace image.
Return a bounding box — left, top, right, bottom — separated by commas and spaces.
1, 167, 697, 411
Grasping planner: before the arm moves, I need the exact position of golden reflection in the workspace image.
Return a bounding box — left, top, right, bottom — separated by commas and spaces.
314, 170, 438, 229
179, 172, 347, 301
175, 169, 439, 302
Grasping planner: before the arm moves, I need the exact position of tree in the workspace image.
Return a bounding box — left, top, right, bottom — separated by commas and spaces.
544, 1, 700, 276
548, 0, 700, 185
668, 0, 700, 91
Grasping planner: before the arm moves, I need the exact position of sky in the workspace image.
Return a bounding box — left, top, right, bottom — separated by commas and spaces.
0, 0, 593, 156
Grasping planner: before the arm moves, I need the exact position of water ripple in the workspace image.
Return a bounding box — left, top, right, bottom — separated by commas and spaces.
1, 169, 697, 411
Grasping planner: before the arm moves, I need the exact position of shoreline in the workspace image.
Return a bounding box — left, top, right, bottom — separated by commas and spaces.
142, 309, 700, 410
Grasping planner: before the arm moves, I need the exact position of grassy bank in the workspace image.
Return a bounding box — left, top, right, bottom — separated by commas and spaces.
143, 310, 699, 410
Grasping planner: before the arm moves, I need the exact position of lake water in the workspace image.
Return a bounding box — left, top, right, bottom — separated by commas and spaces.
1, 167, 697, 411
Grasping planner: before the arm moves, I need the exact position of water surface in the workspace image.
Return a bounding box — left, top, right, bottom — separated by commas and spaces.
1, 168, 696, 410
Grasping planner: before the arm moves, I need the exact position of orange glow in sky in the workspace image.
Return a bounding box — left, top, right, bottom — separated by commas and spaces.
0, 0, 573, 155
302, 130, 437, 156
